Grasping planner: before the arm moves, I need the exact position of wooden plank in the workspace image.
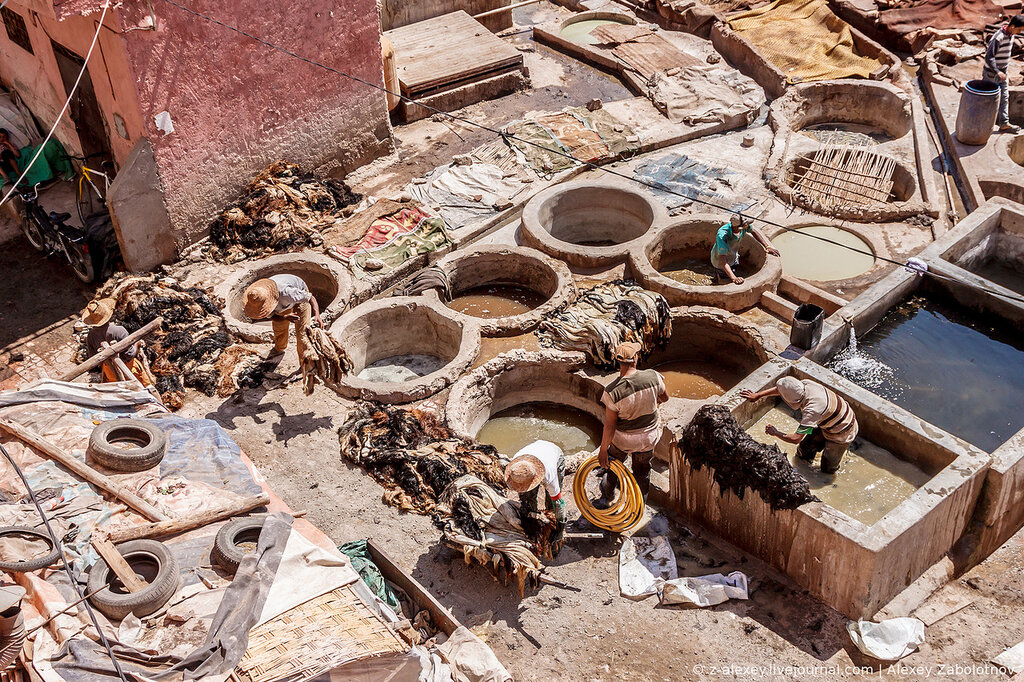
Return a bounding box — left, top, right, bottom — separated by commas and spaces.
105, 493, 271, 544
366, 539, 461, 636
0, 418, 169, 522
59, 317, 163, 381
385, 10, 522, 94
611, 34, 703, 80
92, 535, 148, 593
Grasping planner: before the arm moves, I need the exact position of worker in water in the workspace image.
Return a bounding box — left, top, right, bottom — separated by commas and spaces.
505, 440, 566, 543
243, 275, 323, 360
595, 342, 669, 506
983, 14, 1024, 134
710, 213, 779, 285
740, 376, 858, 475
82, 298, 152, 385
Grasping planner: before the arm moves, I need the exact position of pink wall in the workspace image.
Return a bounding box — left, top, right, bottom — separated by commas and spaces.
113, 0, 392, 251
0, 2, 144, 166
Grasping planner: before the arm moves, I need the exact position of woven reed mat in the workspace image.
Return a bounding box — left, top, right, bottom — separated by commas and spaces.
238, 586, 407, 681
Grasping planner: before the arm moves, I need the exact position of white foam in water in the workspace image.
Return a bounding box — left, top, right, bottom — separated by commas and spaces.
829, 328, 898, 392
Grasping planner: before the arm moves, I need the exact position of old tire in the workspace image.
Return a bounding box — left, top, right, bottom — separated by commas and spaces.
0, 526, 60, 573
88, 419, 167, 473
87, 539, 179, 621
211, 515, 267, 575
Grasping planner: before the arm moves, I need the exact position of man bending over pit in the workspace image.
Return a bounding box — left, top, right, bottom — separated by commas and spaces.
740, 377, 858, 475
711, 213, 779, 285
505, 440, 566, 546
243, 275, 323, 362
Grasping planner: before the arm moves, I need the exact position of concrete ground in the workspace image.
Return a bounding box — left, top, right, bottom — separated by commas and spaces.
1, 3, 1023, 680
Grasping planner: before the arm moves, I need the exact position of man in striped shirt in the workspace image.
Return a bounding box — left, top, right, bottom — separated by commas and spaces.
596, 342, 669, 506
983, 15, 1024, 133
741, 377, 859, 474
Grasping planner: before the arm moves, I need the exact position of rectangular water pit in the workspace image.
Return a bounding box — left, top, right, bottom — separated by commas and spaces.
667, 358, 989, 618
930, 197, 1024, 299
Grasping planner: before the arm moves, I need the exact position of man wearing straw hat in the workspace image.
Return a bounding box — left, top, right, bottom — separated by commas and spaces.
595, 341, 669, 507
505, 440, 567, 541
243, 275, 323, 361
82, 298, 153, 385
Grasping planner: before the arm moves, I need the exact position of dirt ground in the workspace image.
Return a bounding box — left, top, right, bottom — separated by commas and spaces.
1, 3, 1023, 681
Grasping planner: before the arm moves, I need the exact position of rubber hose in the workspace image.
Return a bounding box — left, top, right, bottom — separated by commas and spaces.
572, 456, 645, 533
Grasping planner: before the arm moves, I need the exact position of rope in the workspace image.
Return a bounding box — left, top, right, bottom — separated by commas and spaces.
0, 442, 129, 681
156, 0, 1024, 307
0, 0, 110, 210
572, 456, 645, 533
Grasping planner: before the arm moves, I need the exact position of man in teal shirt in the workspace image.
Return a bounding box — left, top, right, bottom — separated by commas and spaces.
710, 214, 779, 284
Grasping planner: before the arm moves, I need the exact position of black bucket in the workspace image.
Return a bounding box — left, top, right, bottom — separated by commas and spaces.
790, 304, 824, 350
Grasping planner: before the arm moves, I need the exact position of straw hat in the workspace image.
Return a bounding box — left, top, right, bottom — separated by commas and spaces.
505, 455, 545, 493
81, 298, 115, 326
614, 341, 642, 364
243, 278, 279, 320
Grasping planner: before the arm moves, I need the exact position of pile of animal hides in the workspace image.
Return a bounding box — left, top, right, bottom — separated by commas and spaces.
536, 279, 672, 368
681, 405, 817, 510
338, 402, 555, 591
207, 161, 362, 262
78, 274, 268, 409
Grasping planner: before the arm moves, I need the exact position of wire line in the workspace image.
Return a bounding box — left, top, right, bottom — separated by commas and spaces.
154, 0, 1024, 306
0, 441, 129, 681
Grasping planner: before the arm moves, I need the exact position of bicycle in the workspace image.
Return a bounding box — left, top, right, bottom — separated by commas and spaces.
74, 157, 115, 226
19, 182, 96, 282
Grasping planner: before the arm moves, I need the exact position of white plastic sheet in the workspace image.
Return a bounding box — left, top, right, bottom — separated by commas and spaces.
847, 618, 925, 661
659, 571, 750, 607
618, 536, 678, 600
993, 640, 1024, 675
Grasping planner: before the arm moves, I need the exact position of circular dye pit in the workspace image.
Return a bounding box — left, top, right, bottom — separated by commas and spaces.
1007, 135, 1024, 167
629, 217, 782, 311
329, 297, 480, 403
477, 402, 602, 456
644, 308, 770, 400
521, 180, 665, 267
435, 245, 575, 336
772, 225, 875, 281
221, 253, 352, 342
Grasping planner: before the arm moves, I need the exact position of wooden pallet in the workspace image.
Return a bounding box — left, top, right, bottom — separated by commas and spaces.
385, 10, 524, 99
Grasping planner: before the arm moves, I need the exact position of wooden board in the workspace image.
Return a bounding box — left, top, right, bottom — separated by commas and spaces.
385, 10, 523, 95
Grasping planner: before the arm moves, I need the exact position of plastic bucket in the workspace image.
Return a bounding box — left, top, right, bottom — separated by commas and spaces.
790, 303, 824, 350
955, 79, 1000, 146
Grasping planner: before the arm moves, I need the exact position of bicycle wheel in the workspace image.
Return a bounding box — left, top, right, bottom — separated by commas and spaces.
66, 241, 95, 283
21, 213, 46, 252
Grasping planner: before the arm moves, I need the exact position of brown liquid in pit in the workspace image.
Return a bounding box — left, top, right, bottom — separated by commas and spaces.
652, 360, 745, 399
659, 256, 756, 285
476, 403, 601, 457
447, 285, 547, 319
474, 333, 542, 367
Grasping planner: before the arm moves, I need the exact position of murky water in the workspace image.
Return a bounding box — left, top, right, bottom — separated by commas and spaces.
651, 360, 745, 399
560, 18, 630, 45
773, 226, 875, 281
476, 402, 601, 456
447, 285, 547, 319
974, 260, 1024, 295
747, 406, 930, 525
829, 295, 1024, 452
658, 254, 756, 285
357, 354, 446, 382
474, 333, 542, 367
